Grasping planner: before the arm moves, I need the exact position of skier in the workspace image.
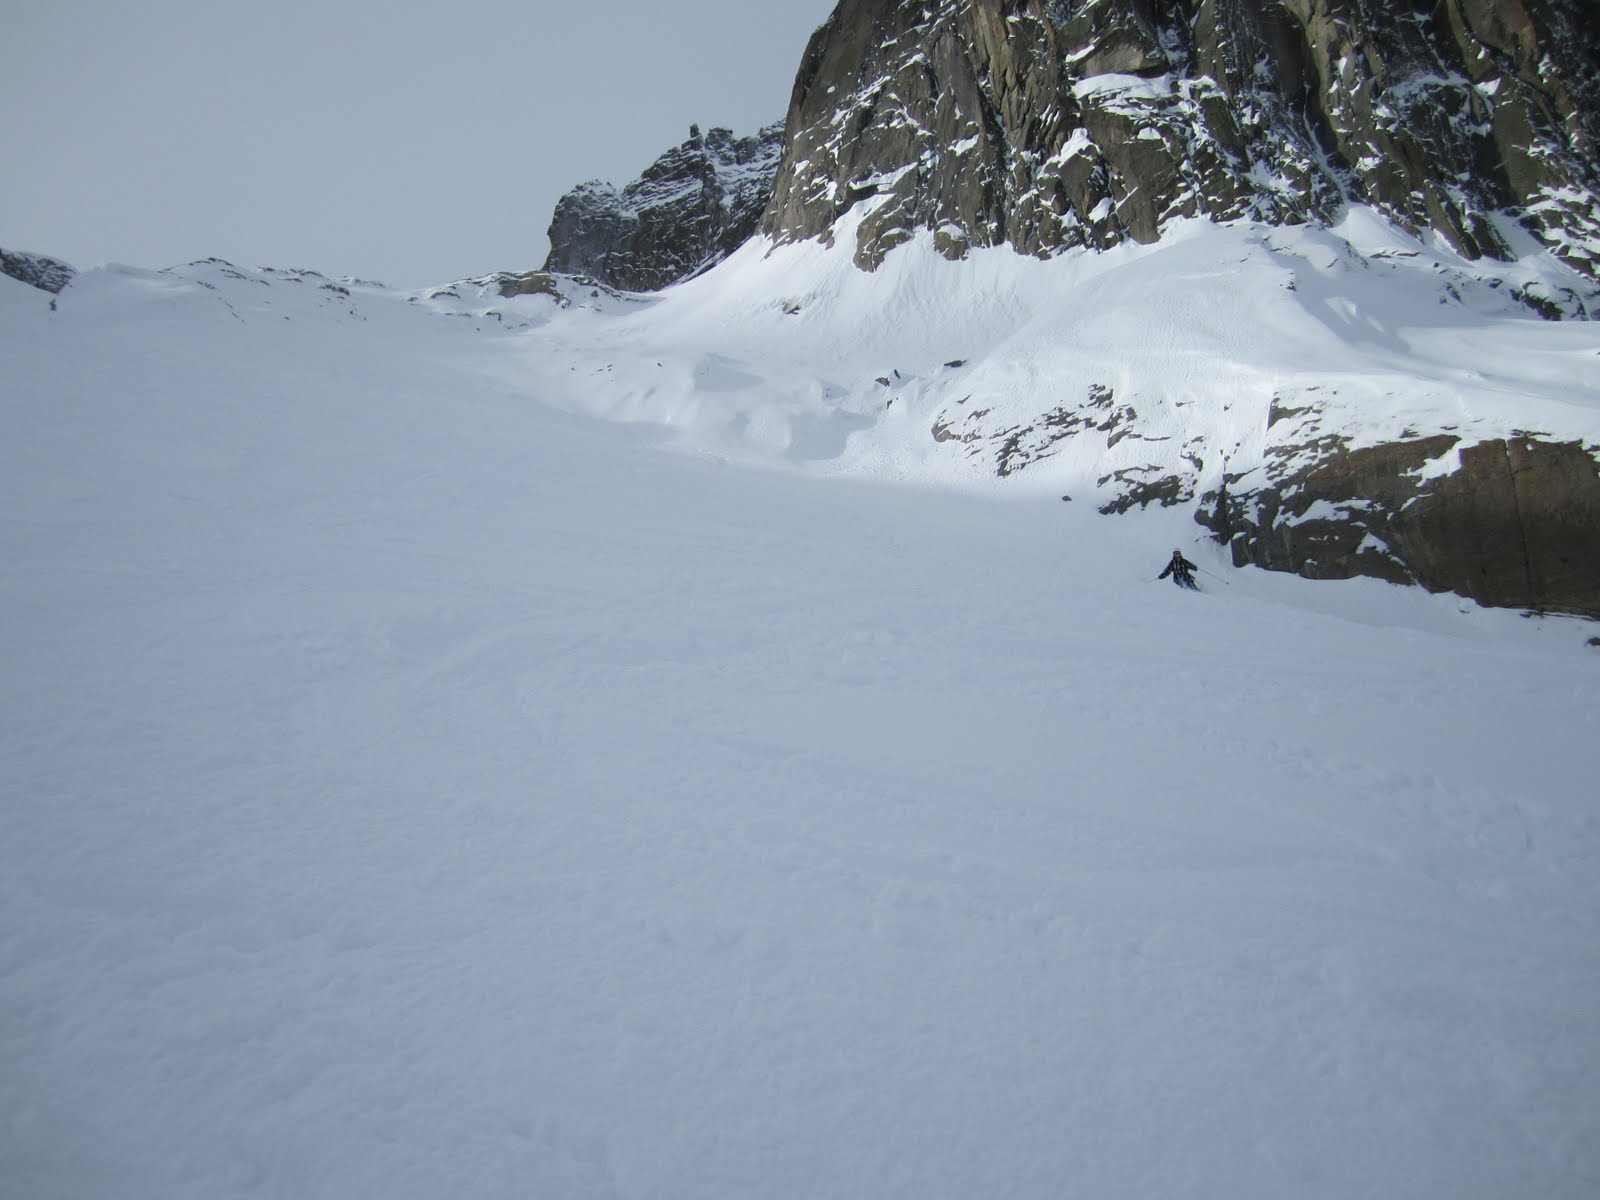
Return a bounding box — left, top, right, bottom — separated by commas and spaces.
1158, 549, 1199, 590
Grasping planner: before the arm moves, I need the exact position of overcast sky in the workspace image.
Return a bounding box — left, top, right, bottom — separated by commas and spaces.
1, 1, 838, 287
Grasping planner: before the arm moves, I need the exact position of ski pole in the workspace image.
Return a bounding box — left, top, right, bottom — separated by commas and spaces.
1196, 567, 1231, 586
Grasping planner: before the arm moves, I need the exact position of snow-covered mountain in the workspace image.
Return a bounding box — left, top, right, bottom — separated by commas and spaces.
527, 0, 1600, 616
518, 206, 1600, 615
4, 2, 1600, 1194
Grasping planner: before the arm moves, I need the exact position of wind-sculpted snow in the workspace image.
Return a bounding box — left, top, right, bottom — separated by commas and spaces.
501, 205, 1600, 610
3, 253, 1598, 1200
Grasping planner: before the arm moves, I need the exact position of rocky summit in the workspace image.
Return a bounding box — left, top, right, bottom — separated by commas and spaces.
762, 0, 1600, 292
543, 123, 785, 292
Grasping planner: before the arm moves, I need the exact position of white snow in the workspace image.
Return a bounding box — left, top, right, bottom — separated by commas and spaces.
1410, 441, 1467, 485
479, 206, 1598, 510
1045, 127, 1094, 167
2, 226, 1598, 1200
1280, 497, 1375, 525
1072, 72, 1175, 106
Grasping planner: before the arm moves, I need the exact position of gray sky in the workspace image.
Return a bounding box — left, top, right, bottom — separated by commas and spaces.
1, 1, 837, 287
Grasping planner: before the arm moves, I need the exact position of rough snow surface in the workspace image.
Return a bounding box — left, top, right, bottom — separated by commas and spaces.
1, 240, 1598, 1199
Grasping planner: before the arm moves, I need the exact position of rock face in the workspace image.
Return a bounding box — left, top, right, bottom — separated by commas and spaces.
543, 123, 785, 292
761, 0, 1600, 286
1197, 434, 1600, 616
1, 246, 75, 294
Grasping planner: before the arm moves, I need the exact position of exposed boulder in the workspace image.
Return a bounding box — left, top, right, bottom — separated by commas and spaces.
543, 123, 785, 292
1, 246, 75, 294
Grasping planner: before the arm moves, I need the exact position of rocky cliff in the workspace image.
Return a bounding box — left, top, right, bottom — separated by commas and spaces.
1, 246, 76, 295
1196, 428, 1600, 616
762, 0, 1600, 292
543, 123, 785, 292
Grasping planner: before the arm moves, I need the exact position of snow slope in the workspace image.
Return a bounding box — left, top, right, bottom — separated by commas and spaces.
1, 249, 1598, 1199
480, 207, 1600, 508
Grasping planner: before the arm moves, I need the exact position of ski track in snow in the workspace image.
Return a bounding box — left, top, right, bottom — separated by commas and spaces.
1, 241, 1598, 1200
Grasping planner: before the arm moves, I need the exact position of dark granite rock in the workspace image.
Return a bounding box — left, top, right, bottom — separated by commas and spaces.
1097, 470, 1192, 514
1, 246, 75, 294
761, 0, 1600, 284
543, 123, 785, 292
1396, 437, 1600, 614
1199, 435, 1600, 617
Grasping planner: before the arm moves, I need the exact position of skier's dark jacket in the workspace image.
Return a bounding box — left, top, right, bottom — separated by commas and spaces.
1158, 552, 1197, 582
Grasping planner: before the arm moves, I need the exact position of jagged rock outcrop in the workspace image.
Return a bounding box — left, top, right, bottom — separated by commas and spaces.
543, 123, 785, 292
761, 0, 1600, 283
1197, 434, 1600, 615
1, 246, 75, 294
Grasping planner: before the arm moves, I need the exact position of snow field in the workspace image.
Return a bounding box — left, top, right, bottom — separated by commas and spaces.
1, 253, 1598, 1198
